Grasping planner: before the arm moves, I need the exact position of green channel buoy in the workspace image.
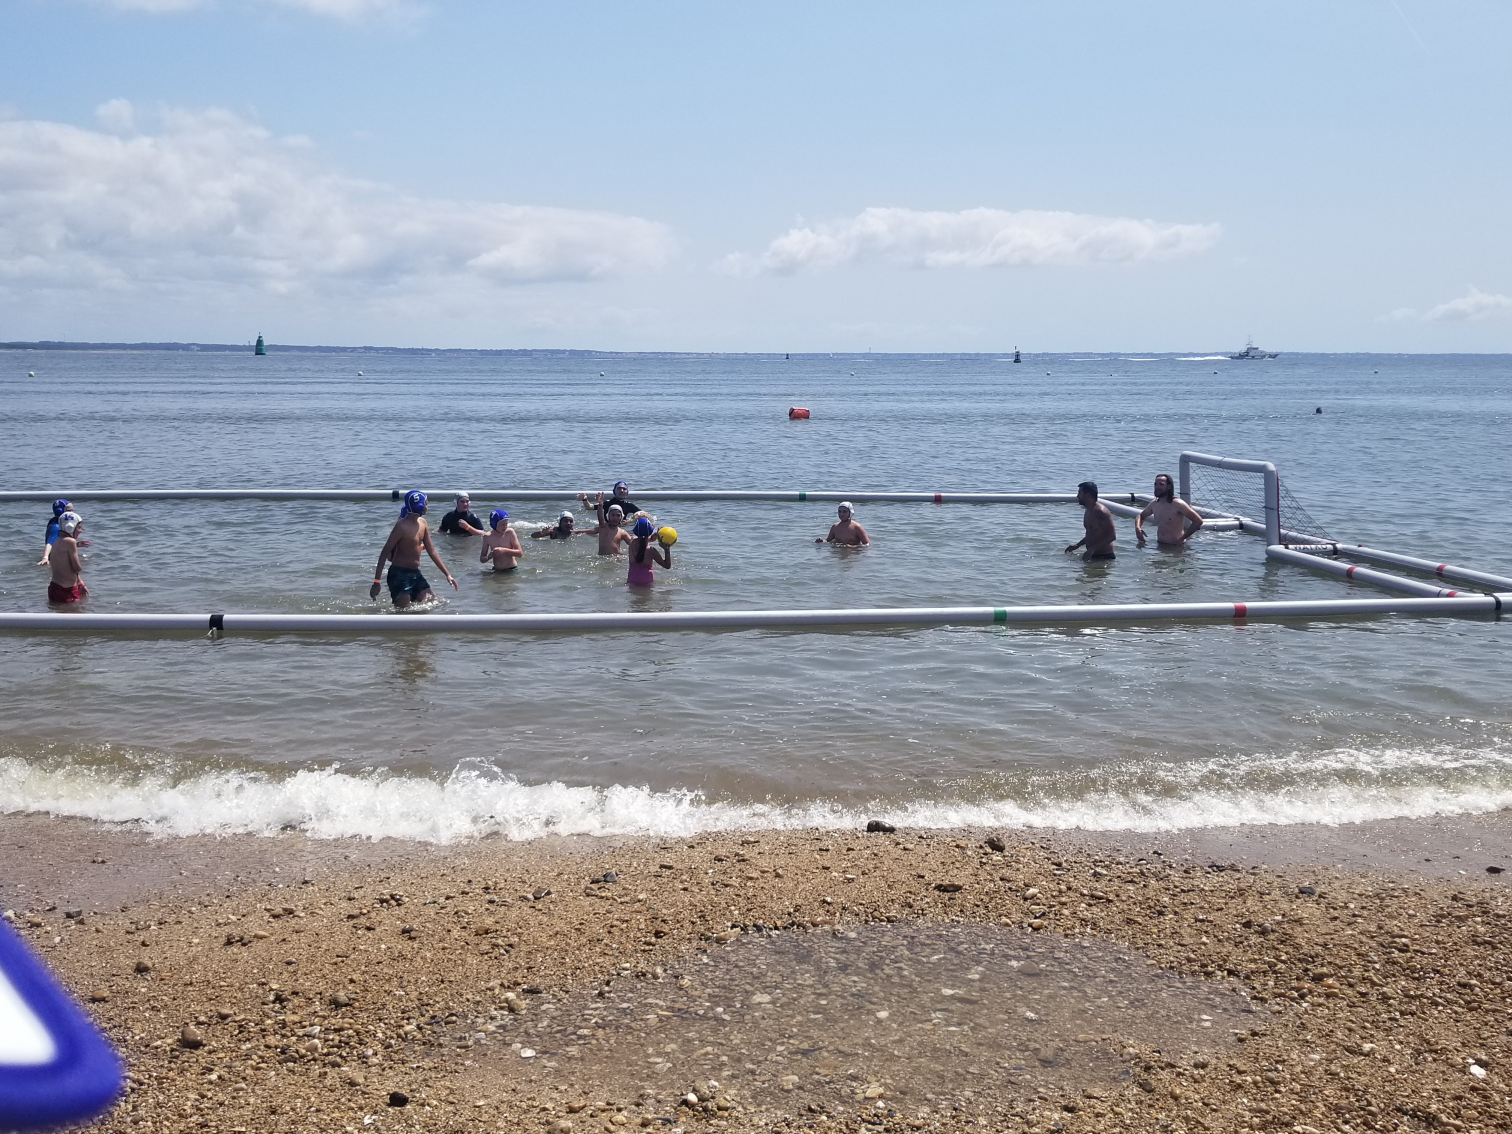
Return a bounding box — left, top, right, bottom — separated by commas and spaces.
254, 333, 266, 356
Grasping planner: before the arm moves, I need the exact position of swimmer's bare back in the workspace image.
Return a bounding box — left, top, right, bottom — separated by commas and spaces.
818, 520, 869, 546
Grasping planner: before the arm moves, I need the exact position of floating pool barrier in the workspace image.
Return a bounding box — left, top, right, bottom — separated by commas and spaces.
2, 451, 1506, 636
0, 595, 1502, 637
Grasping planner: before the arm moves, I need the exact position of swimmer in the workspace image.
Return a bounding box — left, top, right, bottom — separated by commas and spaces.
480, 509, 523, 572
579, 480, 638, 520
47, 511, 88, 605
627, 515, 670, 586
532, 510, 579, 540
1065, 480, 1117, 561
816, 502, 869, 546
38, 498, 73, 566
439, 493, 486, 536
583, 495, 633, 555
370, 490, 458, 608
1135, 473, 1205, 547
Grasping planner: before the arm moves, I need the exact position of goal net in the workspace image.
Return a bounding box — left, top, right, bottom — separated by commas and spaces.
1178, 451, 1332, 545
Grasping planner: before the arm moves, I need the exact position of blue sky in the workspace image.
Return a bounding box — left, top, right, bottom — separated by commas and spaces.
2, 0, 1509, 350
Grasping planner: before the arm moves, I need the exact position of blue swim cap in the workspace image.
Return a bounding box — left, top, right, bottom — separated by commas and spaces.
490, 508, 508, 529
614, 480, 628, 492
53, 498, 70, 516
632, 515, 655, 537
400, 489, 427, 517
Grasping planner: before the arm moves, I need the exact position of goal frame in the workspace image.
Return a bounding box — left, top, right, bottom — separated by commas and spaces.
1178, 451, 1281, 546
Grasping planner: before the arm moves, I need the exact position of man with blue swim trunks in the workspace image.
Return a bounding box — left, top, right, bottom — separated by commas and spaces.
370, 490, 458, 608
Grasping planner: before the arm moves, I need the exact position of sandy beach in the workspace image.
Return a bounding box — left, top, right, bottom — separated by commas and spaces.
5, 813, 1510, 1134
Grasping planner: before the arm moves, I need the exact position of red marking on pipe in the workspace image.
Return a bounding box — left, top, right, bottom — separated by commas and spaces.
1447, 589, 1459, 597
1346, 565, 1357, 579
933, 493, 943, 505
1436, 564, 1448, 576
1233, 603, 1248, 618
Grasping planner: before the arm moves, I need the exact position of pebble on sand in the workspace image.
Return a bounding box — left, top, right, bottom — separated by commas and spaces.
865, 820, 896, 834
179, 1025, 204, 1050
387, 1092, 409, 1108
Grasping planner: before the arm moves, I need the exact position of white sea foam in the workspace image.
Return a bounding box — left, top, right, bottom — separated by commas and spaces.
2, 745, 1510, 843
1177, 355, 1230, 361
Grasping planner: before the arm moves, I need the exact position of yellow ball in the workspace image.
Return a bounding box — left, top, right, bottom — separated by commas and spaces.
657, 526, 677, 546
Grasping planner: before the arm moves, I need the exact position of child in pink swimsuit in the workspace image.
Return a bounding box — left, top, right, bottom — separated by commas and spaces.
627, 515, 670, 586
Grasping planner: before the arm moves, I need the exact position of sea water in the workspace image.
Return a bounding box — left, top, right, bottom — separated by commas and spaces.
0, 349, 1508, 841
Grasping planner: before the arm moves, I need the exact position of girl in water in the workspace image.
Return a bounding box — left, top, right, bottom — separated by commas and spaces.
627, 514, 671, 586
480, 509, 523, 572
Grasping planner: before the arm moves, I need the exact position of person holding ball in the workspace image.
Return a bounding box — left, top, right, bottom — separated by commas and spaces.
627, 515, 673, 586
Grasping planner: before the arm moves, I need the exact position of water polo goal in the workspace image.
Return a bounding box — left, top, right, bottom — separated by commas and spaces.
1, 450, 1507, 636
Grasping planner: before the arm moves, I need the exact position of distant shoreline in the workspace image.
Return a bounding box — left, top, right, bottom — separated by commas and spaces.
4, 342, 1510, 357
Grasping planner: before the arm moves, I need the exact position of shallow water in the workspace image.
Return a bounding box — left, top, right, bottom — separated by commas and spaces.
1, 349, 1509, 838
472, 921, 1250, 1111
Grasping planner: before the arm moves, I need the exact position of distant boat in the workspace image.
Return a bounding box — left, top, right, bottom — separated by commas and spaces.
1230, 338, 1277, 360
1013, 347, 1021, 364
254, 334, 266, 356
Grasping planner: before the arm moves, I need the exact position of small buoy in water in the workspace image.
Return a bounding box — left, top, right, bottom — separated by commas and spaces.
28, 371, 35, 377
357, 370, 363, 376
600, 371, 606, 376
850, 371, 855, 376
788, 406, 810, 420
1315, 407, 1323, 414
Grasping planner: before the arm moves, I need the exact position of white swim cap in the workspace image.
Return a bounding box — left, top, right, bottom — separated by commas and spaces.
606, 503, 624, 515
838, 501, 854, 512
58, 511, 82, 535
456, 491, 471, 502
559, 510, 574, 520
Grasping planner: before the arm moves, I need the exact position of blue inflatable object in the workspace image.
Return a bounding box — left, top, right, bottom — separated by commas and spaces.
0, 919, 123, 1130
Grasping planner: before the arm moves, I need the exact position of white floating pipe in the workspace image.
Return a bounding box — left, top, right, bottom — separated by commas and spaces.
1331, 544, 1512, 593
1266, 545, 1471, 598
0, 595, 1502, 637
0, 489, 1094, 506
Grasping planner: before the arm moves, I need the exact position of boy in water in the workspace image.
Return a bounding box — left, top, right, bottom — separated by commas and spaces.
584, 495, 633, 555
48, 511, 88, 605
816, 502, 869, 546
532, 511, 578, 540
1065, 480, 1117, 561
480, 509, 523, 572
39, 498, 85, 566
1135, 473, 1205, 547
369, 490, 458, 608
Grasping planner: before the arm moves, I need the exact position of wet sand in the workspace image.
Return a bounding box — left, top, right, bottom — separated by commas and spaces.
4, 812, 1511, 1133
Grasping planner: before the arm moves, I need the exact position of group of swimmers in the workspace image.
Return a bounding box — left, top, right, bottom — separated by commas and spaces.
370, 482, 678, 608
35, 474, 1204, 607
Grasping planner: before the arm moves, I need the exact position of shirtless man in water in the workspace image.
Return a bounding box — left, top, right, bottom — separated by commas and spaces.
1065, 480, 1117, 561
817, 502, 869, 546
1135, 473, 1205, 547
48, 511, 88, 605
370, 490, 458, 608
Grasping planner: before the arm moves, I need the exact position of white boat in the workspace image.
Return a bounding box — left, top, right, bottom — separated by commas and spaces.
1230, 338, 1278, 360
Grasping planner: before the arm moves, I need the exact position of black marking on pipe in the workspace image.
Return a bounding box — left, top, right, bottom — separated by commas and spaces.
209, 613, 225, 633
391, 489, 401, 500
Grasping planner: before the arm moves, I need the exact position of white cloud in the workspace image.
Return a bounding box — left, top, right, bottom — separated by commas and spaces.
0, 103, 675, 308
1422, 287, 1512, 322
723, 206, 1220, 275
81, 0, 411, 18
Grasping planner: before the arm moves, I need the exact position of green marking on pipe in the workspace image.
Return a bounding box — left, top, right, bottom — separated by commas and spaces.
993, 608, 1007, 623
798, 491, 807, 501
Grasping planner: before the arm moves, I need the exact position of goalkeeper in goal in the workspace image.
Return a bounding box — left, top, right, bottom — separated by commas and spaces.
1135, 473, 1205, 547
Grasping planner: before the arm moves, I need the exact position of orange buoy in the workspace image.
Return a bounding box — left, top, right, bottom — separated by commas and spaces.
788, 406, 810, 420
